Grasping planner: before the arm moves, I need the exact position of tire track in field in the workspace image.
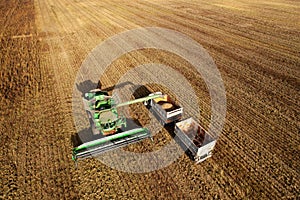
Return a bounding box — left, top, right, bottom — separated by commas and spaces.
126, 0, 300, 74
33, 0, 82, 198
0, 1, 47, 198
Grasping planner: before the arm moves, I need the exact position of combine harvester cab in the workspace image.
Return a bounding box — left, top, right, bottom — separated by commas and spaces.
145, 92, 183, 125
72, 89, 163, 163
174, 118, 217, 163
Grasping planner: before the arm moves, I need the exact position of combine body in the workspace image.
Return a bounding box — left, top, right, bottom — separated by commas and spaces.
174, 118, 217, 163
72, 89, 162, 162
145, 92, 183, 125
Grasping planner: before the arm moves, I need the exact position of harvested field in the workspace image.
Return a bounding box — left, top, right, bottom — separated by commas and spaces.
1, 0, 299, 199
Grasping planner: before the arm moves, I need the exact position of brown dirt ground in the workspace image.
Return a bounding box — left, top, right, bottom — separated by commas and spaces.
1, 0, 299, 199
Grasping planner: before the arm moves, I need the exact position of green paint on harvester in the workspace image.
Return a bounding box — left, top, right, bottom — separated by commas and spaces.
74, 128, 148, 151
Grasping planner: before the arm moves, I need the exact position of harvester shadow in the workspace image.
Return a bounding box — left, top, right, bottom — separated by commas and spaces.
101, 81, 135, 92
76, 80, 136, 94
76, 80, 100, 98
132, 85, 152, 99
71, 117, 95, 147
76, 80, 140, 98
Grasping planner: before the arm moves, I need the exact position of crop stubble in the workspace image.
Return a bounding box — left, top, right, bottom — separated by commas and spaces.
1, 0, 299, 199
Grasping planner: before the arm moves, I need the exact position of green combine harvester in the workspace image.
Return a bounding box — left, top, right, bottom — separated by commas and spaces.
72, 88, 162, 162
